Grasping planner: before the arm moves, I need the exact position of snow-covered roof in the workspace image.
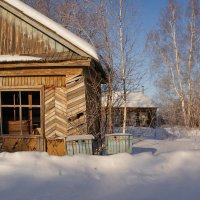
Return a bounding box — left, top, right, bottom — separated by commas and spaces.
102, 91, 157, 108
3, 0, 99, 60
0, 55, 42, 62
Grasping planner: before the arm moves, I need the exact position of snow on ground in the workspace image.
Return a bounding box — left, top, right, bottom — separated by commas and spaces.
1, 127, 200, 200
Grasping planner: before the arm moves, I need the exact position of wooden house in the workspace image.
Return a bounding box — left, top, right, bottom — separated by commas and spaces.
0, 0, 105, 155
102, 91, 157, 128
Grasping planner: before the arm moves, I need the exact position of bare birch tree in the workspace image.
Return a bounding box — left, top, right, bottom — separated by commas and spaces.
99, 0, 114, 134
147, 0, 200, 127
23, 0, 144, 133
22, 0, 53, 17
120, 0, 127, 134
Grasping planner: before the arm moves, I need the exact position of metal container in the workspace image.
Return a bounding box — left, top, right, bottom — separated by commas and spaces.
105, 134, 133, 155
66, 135, 94, 156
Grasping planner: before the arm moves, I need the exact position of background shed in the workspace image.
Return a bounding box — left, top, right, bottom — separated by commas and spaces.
102, 91, 157, 128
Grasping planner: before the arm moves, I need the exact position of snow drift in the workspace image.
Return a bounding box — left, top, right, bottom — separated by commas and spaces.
0, 151, 200, 200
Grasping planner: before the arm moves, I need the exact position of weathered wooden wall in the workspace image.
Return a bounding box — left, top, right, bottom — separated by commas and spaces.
0, 7, 68, 54
45, 87, 68, 138
44, 74, 88, 138
66, 74, 87, 136
0, 71, 89, 138
0, 76, 66, 87
0, 136, 44, 152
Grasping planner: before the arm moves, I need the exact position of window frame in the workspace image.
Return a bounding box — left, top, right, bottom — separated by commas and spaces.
0, 86, 44, 137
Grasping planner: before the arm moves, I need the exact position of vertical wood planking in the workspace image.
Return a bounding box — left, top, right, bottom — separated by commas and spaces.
0, 7, 69, 55
0, 76, 65, 87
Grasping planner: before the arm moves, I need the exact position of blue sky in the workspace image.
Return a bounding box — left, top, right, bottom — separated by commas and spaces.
137, 0, 188, 98
140, 0, 168, 97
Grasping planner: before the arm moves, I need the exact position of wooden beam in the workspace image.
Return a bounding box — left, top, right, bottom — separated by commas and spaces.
0, 68, 83, 76
0, 92, 2, 136
28, 93, 32, 133
0, 86, 44, 90
0, 60, 91, 69
19, 91, 22, 135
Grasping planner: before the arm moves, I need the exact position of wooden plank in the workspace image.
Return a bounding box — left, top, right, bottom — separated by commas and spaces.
1, 136, 44, 152
67, 102, 86, 113
45, 126, 56, 137
65, 73, 89, 136
0, 77, 2, 86
45, 87, 67, 138
67, 97, 86, 110
67, 117, 86, 131
28, 93, 32, 133
0, 5, 83, 57
0, 76, 66, 87
0, 1, 91, 58
67, 87, 85, 101
0, 69, 83, 77
66, 94, 85, 105
47, 139, 65, 156
66, 81, 84, 93
0, 61, 89, 69
45, 120, 56, 132
66, 77, 84, 89
45, 108, 56, 122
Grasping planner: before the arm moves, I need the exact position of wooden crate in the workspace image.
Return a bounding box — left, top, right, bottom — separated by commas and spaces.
105, 134, 133, 155
0, 136, 44, 152
8, 120, 30, 135
47, 138, 65, 156
66, 135, 94, 156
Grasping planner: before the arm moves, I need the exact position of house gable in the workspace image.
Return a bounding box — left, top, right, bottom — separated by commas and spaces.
0, 0, 95, 58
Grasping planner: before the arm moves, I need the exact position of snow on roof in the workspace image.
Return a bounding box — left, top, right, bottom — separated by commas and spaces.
0, 55, 42, 62
3, 0, 99, 60
102, 91, 157, 108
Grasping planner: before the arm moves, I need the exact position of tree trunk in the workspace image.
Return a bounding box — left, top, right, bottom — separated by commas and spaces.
120, 0, 127, 134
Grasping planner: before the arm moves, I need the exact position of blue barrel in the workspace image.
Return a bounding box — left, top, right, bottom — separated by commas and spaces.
66, 135, 94, 156
105, 134, 133, 155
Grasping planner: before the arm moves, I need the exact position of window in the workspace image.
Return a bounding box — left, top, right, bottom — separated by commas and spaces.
127, 110, 136, 126
0, 90, 42, 136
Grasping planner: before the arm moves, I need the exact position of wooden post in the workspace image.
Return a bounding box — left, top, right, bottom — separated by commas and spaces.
28, 93, 32, 134
0, 92, 2, 136
19, 91, 22, 135
14, 93, 16, 121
